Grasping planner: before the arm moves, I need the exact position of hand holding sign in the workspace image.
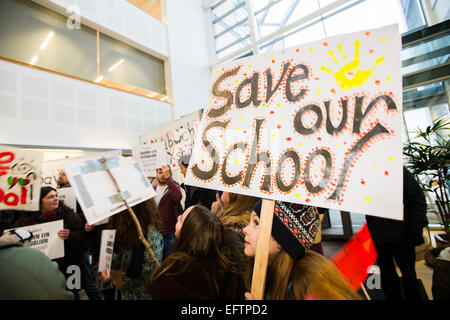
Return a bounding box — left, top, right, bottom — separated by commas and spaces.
57, 229, 70, 240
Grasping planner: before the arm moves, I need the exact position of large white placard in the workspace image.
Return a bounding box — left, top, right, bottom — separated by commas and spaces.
0, 145, 42, 211
64, 155, 157, 225
139, 110, 202, 178
57, 187, 77, 212
6, 220, 64, 260
41, 150, 122, 188
185, 25, 403, 220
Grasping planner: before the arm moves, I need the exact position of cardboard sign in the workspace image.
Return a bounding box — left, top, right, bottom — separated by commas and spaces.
185, 25, 403, 220
139, 110, 202, 173
330, 223, 378, 291
6, 220, 64, 260
57, 187, 77, 212
0, 145, 42, 211
98, 229, 116, 277
63, 155, 156, 225
132, 142, 166, 176
41, 150, 122, 188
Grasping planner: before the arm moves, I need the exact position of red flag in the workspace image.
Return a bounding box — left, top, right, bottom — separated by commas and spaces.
330, 223, 377, 291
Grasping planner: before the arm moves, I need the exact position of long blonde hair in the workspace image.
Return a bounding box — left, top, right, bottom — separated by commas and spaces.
217, 193, 259, 232
250, 250, 361, 300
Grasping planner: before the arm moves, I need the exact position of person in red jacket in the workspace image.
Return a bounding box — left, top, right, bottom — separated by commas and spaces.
153, 165, 182, 260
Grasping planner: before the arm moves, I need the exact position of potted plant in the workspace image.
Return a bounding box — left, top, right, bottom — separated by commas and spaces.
403, 118, 450, 246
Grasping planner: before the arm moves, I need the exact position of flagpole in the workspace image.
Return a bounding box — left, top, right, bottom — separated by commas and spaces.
361, 283, 371, 300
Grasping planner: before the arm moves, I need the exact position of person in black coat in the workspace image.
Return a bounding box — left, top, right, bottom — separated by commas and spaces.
366, 166, 428, 300
178, 154, 217, 210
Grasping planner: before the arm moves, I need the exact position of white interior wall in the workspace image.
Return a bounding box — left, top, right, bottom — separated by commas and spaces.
0, 0, 178, 151
0, 59, 172, 150
1, 0, 215, 151
165, 0, 212, 120
32, 0, 169, 59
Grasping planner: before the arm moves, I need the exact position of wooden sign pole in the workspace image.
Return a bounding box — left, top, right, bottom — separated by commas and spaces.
101, 157, 160, 267
250, 198, 275, 300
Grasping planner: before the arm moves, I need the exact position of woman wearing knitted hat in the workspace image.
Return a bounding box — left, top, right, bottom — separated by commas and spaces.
243, 200, 361, 300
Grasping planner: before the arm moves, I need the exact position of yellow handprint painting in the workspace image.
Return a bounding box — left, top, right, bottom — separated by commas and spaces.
321, 40, 385, 91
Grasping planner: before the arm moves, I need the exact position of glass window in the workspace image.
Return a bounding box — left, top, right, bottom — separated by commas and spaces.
401, 34, 450, 76
399, 0, 426, 32
0, 0, 97, 81
0, 0, 167, 98
210, 0, 251, 59
99, 33, 166, 95
211, 0, 429, 61
322, 0, 407, 37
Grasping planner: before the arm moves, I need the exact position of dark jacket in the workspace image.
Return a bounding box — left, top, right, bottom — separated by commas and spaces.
432, 259, 450, 300
366, 167, 428, 246
181, 183, 217, 211
219, 211, 251, 275
148, 259, 244, 300
154, 177, 182, 235
0, 241, 74, 300
13, 202, 85, 290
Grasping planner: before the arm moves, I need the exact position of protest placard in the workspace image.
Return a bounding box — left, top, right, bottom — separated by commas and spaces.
185, 25, 403, 220
139, 110, 202, 181
63, 155, 157, 225
6, 220, 64, 260
98, 229, 116, 277
132, 142, 166, 176
57, 187, 77, 212
0, 145, 42, 211
41, 150, 122, 188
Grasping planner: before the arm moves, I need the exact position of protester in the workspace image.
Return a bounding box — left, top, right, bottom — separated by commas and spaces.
102, 198, 163, 300
0, 235, 74, 300
147, 205, 244, 299
310, 208, 326, 255
216, 192, 259, 274
13, 186, 85, 299
366, 166, 428, 300
244, 200, 361, 300
57, 170, 103, 300
178, 154, 217, 210
153, 165, 182, 260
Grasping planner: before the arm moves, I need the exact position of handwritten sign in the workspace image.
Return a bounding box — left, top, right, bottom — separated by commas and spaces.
0, 145, 42, 211
6, 220, 64, 260
98, 229, 116, 277
139, 110, 202, 171
132, 142, 166, 176
185, 25, 403, 220
63, 155, 157, 225
57, 187, 77, 212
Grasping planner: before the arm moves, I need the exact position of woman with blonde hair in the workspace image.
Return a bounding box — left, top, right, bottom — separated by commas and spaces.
214, 192, 259, 275
244, 200, 361, 300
